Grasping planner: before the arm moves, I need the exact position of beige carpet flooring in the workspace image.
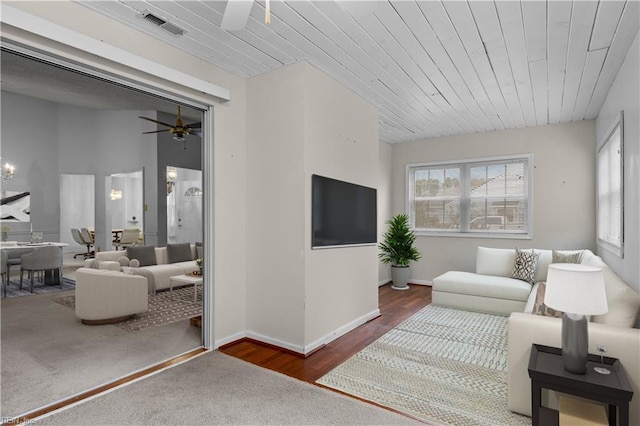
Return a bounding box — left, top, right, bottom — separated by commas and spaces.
1, 289, 202, 419
35, 351, 418, 425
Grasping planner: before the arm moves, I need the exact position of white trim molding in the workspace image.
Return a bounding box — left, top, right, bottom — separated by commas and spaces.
304, 309, 381, 355
0, 5, 231, 102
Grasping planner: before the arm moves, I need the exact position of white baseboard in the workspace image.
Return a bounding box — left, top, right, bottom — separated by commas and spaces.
304, 308, 381, 354
245, 331, 305, 354
409, 279, 433, 286
214, 331, 247, 349
219, 308, 382, 356
378, 278, 391, 286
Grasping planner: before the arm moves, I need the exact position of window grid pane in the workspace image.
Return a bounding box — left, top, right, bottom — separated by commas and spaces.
408, 157, 530, 235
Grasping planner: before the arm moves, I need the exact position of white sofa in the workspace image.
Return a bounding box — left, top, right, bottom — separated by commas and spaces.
75, 267, 148, 324
85, 245, 199, 293
432, 246, 640, 424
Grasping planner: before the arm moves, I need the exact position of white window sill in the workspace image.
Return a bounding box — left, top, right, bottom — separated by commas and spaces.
414, 231, 532, 240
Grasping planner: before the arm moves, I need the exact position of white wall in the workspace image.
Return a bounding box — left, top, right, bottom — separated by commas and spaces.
378, 142, 393, 285
391, 121, 597, 283
246, 62, 379, 352
303, 63, 379, 348
1, 92, 59, 241
246, 62, 307, 346
5, 0, 249, 343
596, 32, 640, 293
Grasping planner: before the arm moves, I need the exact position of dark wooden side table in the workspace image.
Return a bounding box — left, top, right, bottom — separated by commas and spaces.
528, 344, 634, 426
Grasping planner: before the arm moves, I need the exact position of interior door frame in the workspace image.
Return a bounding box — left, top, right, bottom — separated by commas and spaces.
1, 41, 217, 349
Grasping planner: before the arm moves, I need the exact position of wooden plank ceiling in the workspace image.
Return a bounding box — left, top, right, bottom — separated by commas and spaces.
79, 0, 639, 144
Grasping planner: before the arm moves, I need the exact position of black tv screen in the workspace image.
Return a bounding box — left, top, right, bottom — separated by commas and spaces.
312, 174, 377, 248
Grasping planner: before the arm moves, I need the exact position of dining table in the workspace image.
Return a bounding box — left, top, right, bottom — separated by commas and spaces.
1, 241, 69, 285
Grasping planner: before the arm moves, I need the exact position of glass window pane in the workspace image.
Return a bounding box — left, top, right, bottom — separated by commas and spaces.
469, 198, 526, 231
415, 200, 460, 230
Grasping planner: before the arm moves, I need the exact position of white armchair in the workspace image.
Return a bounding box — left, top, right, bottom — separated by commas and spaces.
75, 267, 148, 325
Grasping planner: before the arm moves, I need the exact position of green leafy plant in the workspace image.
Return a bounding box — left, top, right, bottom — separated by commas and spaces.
378, 214, 421, 266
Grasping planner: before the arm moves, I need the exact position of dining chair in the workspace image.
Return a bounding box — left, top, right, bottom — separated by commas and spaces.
79, 228, 95, 258
113, 228, 139, 251
71, 228, 91, 259
20, 246, 64, 293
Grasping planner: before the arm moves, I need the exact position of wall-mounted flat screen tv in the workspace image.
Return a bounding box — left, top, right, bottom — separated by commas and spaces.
312, 174, 377, 249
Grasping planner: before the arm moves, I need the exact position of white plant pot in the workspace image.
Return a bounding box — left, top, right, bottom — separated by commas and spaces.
391, 265, 410, 291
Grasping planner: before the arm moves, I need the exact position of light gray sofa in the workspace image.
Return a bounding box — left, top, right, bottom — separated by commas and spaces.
85, 245, 199, 293
432, 246, 640, 424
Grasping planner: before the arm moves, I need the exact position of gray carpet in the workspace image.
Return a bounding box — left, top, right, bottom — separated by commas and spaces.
34, 351, 418, 425
318, 305, 531, 426
1, 290, 201, 419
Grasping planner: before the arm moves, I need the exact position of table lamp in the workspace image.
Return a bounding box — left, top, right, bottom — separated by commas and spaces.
544, 263, 608, 375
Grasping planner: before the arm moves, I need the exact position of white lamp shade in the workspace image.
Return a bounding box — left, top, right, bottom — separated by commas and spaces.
544, 263, 608, 315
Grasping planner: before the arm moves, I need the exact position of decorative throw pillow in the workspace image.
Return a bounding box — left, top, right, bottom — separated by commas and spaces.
126, 245, 157, 267
531, 282, 564, 318
512, 248, 539, 284
116, 256, 130, 267
167, 243, 193, 263
552, 250, 582, 264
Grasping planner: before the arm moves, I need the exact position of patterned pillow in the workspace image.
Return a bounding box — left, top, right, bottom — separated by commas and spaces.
552, 250, 582, 264
531, 282, 563, 318
512, 248, 539, 284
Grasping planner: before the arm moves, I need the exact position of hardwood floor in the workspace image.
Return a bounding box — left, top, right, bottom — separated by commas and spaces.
220, 283, 432, 383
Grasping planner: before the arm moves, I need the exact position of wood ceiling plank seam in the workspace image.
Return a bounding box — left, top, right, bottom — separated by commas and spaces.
79, 1, 258, 78
261, 0, 444, 137
374, 3, 483, 133
311, 1, 456, 135
521, 0, 547, 63
144, 0, 281, 70
529, 59, 549, 126
439, 1, 515, 129
357, 13, 470, 136
185, 1, 297, 66
413, 1, 506, 131
468, 0, 527, 128
494, 0, 537, 128
368, 8, 480, 136
283, 0, 451, 136
584, 0, 639, 118
379, 1, 488, 134
570, 48, 608, 121
559, 1, 599, 123
402, 1, 504, 131
546, 0, 573, 124
589, 0, 627, 51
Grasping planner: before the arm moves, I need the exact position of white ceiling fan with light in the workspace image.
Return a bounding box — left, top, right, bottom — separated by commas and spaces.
221, 0, 271, 31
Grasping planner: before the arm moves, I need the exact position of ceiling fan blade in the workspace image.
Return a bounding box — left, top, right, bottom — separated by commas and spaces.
220, 0, 253, 31
189, 129, 202, 137
185, 122, 202, 129
138, 116, 175, 127
142, 129, 170, 134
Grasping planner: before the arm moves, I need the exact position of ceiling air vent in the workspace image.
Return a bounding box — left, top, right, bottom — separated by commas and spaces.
138, 10, 186, 36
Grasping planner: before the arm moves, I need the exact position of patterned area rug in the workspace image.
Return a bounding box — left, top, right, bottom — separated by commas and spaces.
4, 277, 75, 298
317, 305, 531, 426
54, 286, 202, 333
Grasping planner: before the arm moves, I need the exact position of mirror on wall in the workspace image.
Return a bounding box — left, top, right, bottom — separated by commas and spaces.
59, 174, 95, 251
107, 169, 144, 250
166, 166, 202, 245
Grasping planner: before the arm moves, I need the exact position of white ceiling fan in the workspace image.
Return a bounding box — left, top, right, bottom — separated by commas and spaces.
220, 0, 271, 31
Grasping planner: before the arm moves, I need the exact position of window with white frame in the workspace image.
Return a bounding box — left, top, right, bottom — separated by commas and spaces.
407, 155, 531, 236
597, 112, 624, 257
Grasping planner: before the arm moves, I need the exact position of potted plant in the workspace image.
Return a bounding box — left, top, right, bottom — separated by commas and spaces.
378, 214, 421, 290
